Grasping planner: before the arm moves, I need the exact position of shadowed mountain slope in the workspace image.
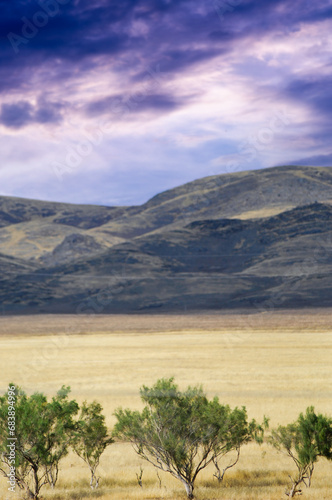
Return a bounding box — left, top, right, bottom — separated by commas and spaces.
0, 196, 129, 229
1, 165, 332, 262
1, 196, 332, 313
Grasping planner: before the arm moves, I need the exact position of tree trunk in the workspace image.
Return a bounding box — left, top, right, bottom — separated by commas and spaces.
32, 465, 40, 500
287, 481, 302, 498
90, 468, 100, 489
288, 484, 296, 498
182, 480, 194, 499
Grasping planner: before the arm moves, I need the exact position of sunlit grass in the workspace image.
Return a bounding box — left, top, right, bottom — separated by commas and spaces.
0, 313, 331, 498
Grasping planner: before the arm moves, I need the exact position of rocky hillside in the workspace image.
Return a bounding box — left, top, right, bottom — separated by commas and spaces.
1, 166, 332, 314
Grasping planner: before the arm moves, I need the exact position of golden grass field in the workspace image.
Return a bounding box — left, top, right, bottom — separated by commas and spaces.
0, 312, 331, 499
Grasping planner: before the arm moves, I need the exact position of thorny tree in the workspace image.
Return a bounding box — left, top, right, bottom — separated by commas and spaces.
270, 407, 332, 498
114, 378, 266, 499
210, 404, 268, 484
0, 385, 78, 500
72, 400, 113, 489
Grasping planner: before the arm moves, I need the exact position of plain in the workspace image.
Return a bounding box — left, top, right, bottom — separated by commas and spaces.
0, 312, 331, 499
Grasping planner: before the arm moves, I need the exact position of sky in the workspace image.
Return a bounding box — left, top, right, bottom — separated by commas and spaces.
0, 0, 332, 206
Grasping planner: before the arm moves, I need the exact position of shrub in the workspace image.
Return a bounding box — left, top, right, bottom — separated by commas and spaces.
114, 377, 266, 498
270, 406, 332, 497
0, 384, 78, 500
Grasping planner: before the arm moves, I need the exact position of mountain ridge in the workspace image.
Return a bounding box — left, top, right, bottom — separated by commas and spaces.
1, 165, 332, 314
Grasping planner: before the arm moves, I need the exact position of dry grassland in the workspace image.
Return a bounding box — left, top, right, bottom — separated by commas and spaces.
0, 312, 331, 499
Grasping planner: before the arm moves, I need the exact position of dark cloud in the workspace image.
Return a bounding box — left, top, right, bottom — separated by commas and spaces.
0, 99, 63, 128
285, 76, 332, 116
1, 0, 332, 205
86, 92, 183, 118
211, 0, 332, 42
156, 47, 224, 74
301, 2, 332, 23
0, 101, 33, 128
1, 0, 332, 138
34, 98, 64, 124
1, 0, 330, 102
0, 2, 258, 80
137, 93, 183, 110
1, 1, 330, 68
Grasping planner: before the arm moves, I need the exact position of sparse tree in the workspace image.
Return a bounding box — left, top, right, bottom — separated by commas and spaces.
211, 404, 267, 483
113, 377, 266, 499
270, 407, 332, 497
0, 384, 78, 500
72, 400, 113, 489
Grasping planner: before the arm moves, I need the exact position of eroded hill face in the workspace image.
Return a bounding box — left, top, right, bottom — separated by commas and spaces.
1, 165, 332, 313
2, 165, 332, 262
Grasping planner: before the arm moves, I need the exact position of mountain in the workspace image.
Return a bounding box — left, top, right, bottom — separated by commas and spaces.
39, 233, 108, 267
1, 165, 332, 314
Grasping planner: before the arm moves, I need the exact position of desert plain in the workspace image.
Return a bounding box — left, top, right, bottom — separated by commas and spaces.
0, 311, 331, 499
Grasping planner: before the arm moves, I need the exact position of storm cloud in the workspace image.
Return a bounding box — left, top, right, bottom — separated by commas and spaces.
0, 0, 331, 204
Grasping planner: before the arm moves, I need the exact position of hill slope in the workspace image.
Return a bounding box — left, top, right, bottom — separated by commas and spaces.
1, 165, 332, 313
76, 164, 332, 238
1, 194, 332, 313
1, 165, 332, 263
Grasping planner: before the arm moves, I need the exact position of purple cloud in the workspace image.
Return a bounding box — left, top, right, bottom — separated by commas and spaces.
0, 99, 63, 128
0, 101, 33, 128
86, 92, 185, 118
0, 0, 332, 204
285, 76, 332, 116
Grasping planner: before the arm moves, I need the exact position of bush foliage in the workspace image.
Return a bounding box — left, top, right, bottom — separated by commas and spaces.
113, 377, 267, 498
0, 380, 331, 500
270, 406, 332, 497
